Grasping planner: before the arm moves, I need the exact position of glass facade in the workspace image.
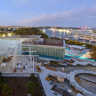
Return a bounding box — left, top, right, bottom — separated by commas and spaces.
22, 45, 65, 59
0, 38, 65, 60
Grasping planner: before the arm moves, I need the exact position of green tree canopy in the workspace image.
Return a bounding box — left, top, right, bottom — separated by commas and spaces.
14, 28, 48, 38
90, 46, 96, 60
2, 84, 12, 96
26, 81, 36, 95
0, 72, 6, 88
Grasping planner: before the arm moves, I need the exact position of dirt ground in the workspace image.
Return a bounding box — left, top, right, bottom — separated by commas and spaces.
5, 77, 44, 96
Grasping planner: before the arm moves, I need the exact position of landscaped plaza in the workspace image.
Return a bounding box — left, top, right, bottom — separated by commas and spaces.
0, 35, 96, 96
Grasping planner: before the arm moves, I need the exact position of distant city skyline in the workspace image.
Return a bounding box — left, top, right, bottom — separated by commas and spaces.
0, 0, 96, 28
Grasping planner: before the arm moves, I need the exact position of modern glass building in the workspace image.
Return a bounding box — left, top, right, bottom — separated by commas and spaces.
0, 35, 65, 60
0, 35, 65, 73
22, 45, 65, 60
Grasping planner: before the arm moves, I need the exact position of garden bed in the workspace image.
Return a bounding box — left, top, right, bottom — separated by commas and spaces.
4, 76, 45, 96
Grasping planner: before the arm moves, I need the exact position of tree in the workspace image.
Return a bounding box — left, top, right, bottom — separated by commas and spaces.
0, 29, 4, 31
30, 73, 36, 80
1, 84, 12, 96
0, 72, 12, 96
90, 46, 96, 60
26, 81, 36, 95
13, 30, 17, 33
14, 28, 48, 38
0, 72, 6, 88
37, 32, 48, 38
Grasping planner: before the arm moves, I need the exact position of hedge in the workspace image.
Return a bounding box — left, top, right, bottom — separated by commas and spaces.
64, 39, 93, 49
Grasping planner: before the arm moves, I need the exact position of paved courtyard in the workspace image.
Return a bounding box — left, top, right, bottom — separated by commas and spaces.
0, 56, 37, 73
1, 59, 96, 96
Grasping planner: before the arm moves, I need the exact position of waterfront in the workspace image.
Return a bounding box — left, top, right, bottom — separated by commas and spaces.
41, 28, 96, 45
41, 28, 71, 38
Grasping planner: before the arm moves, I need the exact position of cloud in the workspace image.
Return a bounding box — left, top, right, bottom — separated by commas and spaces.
14, 6, 93, 26
1, 5, 96, 27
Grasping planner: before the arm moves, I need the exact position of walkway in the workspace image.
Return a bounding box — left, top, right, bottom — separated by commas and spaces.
76, 73, 96, 84
36, 62, 96, 96
65, 66, 96, 72
76, 75, 96, 94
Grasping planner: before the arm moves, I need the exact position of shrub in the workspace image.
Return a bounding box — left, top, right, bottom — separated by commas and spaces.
30, 73, 36, 80
50, 61, 58, 64
26, 81, 36, 95
64, 39, 93, 49
2, 84, 12, 96
0, 72, 6, 87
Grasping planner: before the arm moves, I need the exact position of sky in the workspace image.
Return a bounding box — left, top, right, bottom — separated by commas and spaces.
0, 0, 96, 27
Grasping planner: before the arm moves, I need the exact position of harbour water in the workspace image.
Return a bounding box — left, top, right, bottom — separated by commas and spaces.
41, 28, 71, 38
41, 28, 96, 45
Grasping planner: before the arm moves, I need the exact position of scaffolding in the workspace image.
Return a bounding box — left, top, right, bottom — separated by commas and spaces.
0, 36, 65, 73
0, 37, 39, 73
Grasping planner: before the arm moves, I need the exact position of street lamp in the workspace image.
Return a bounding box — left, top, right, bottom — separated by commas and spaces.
3, 35, 5, 37
8, 33, 11, 36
